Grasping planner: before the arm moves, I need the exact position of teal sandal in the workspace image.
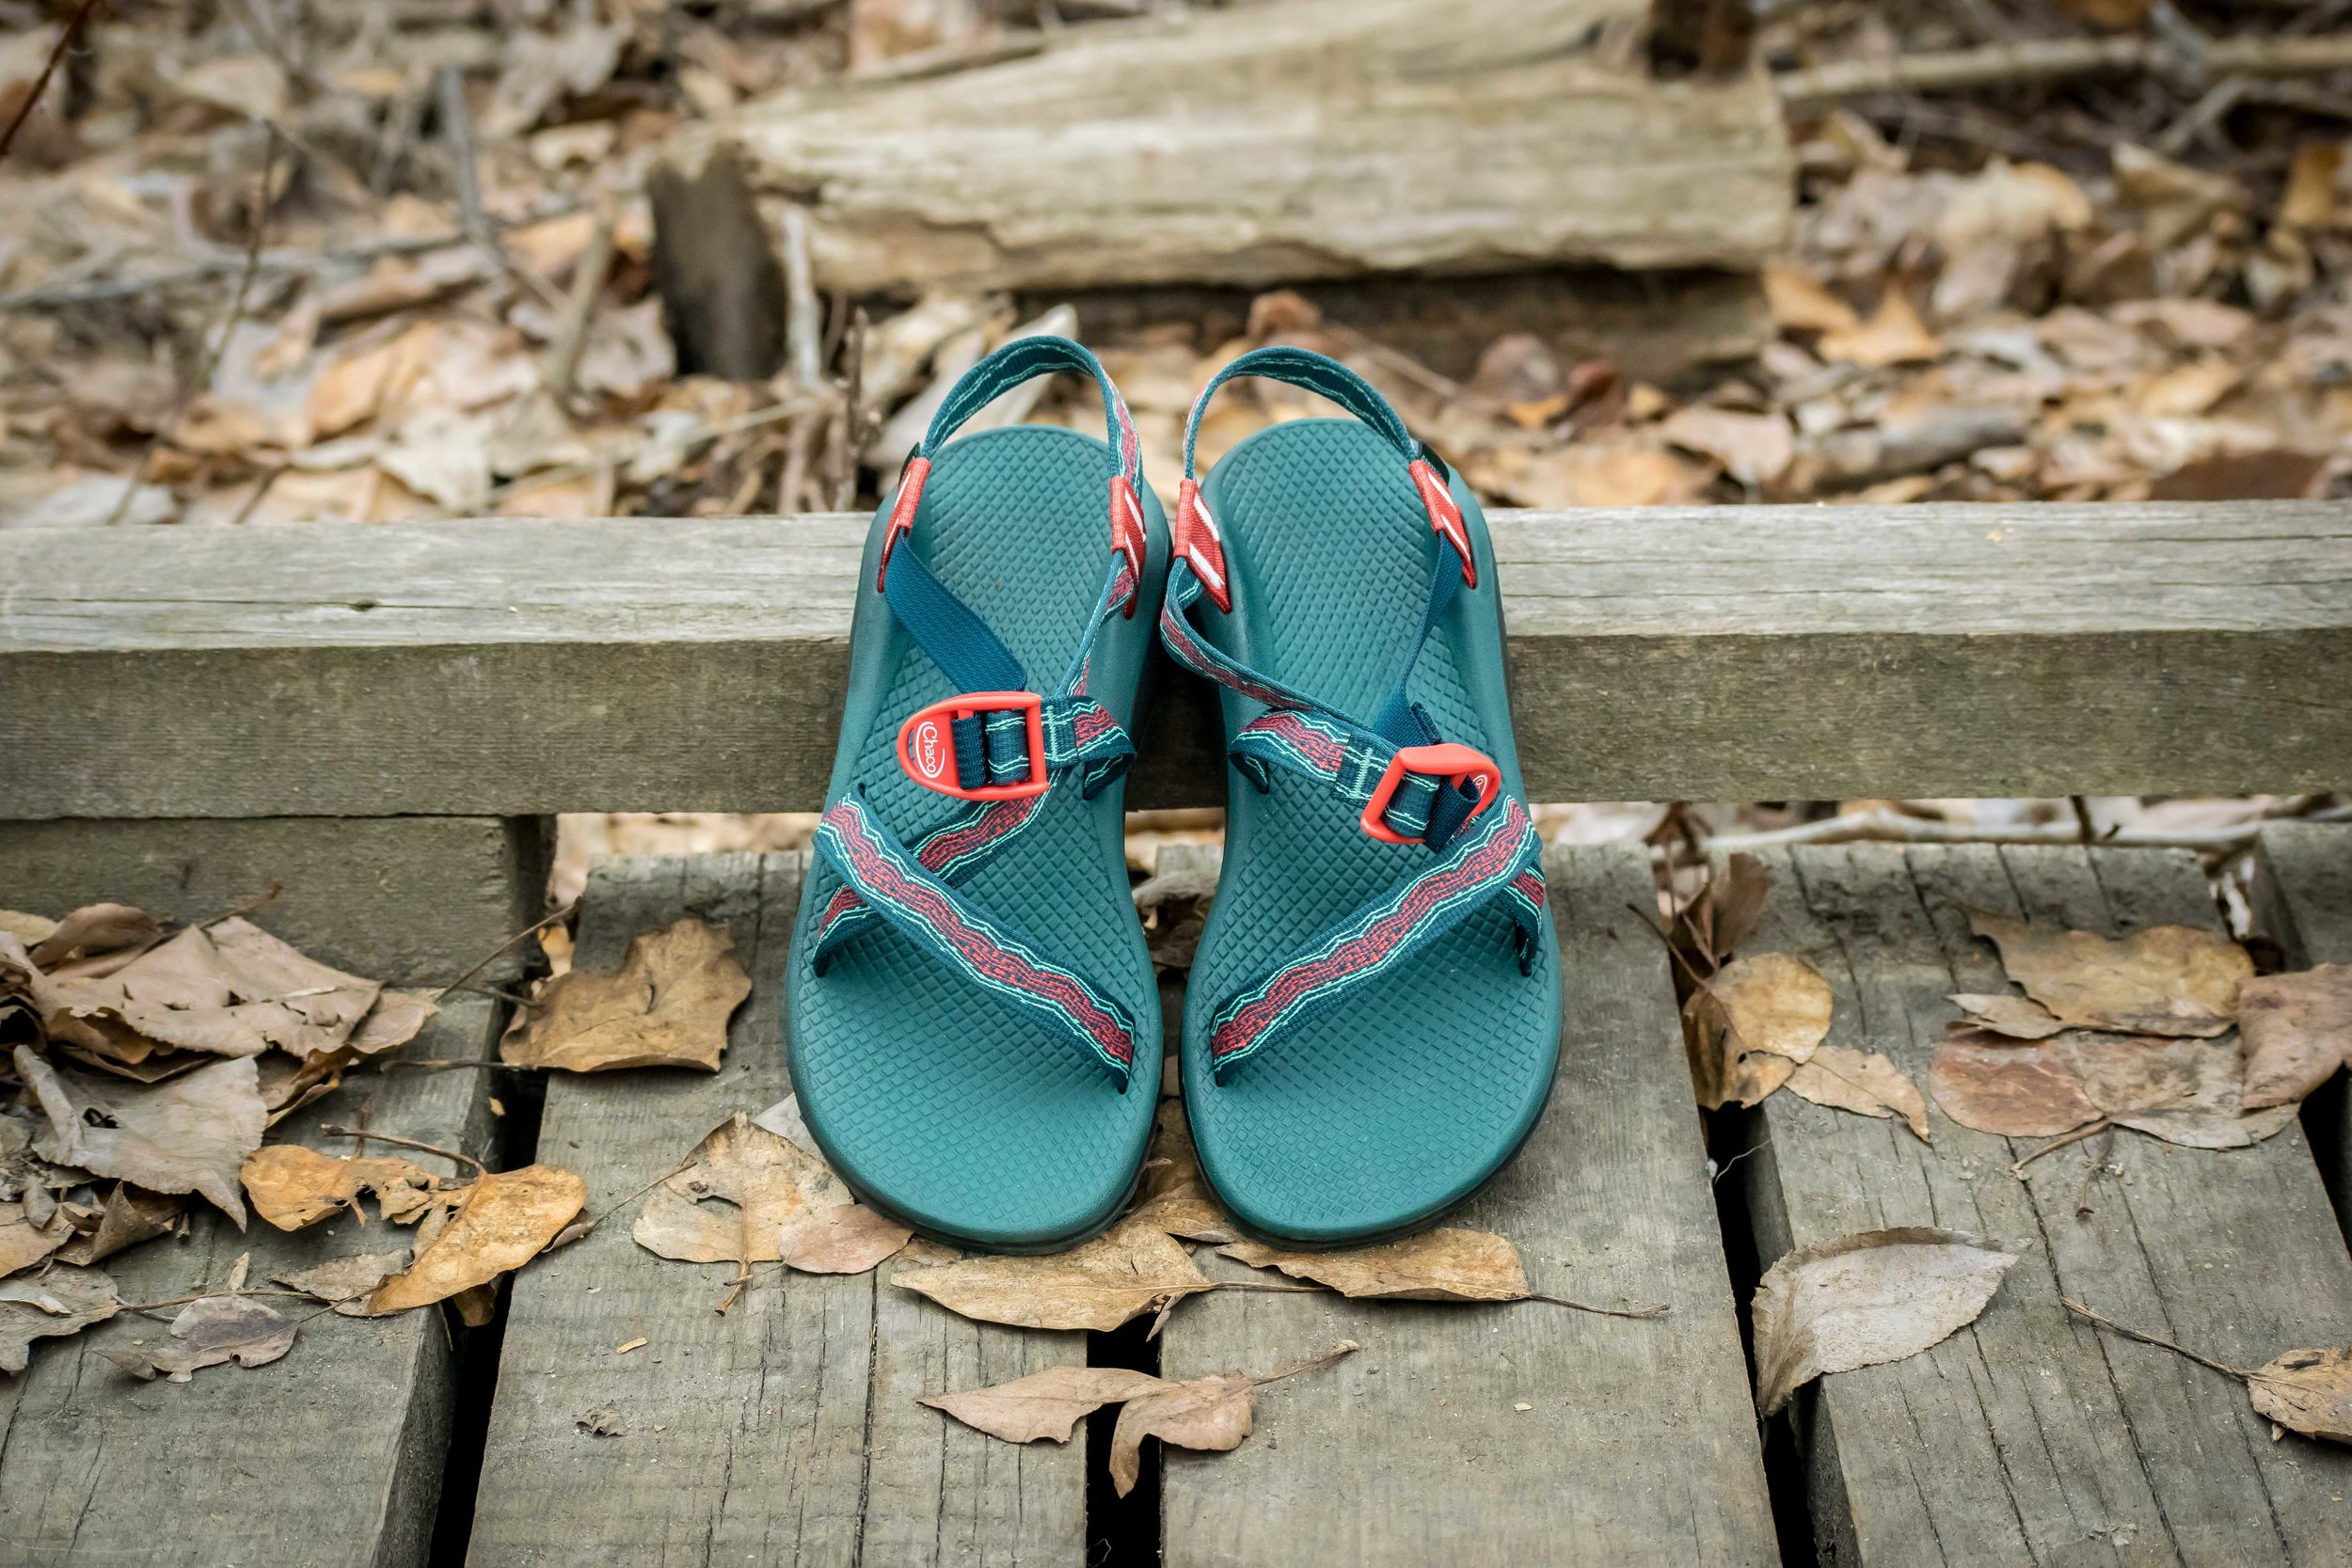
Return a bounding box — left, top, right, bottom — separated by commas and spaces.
1163, 348, 1560, 1246
787, 337, 1166, 1252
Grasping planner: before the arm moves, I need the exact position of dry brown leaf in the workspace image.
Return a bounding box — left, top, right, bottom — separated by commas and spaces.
1685, 952, 1833, 1110
16, 1047, 265, 1224
347, 990, 438, 1057
28, 903, 160, 970
365, 1164, 586, 1314
41, 921, 380, 1063
1108, 1341, 1358, 1497
1661, 407, 1793, 486
1785, 1044, 1931, 1141
502, 918, 749, 1072
2058, 1032, 2297, 1149
1218, 1227, 1527, 1303
894, 1218, 1214, 1332
920, 1366, 1170, 1444
2280, 143, 2342, 230
1968, 912, 2249, 1037
239, 1145, 440, 1231
1819, 292, 1942, 368
108, 1293, 296, 1382
1752, 1227, 2016, 1417
2239, 966, 2352, 1111
1948, 992, 2067, 1039
633, 1115, 850, 1266
0, 911, 59, 949
2249, 1346, 2352, 1444
775, 1205, 913, 1275
0, 1265, 120, 1373
274, 1249, 409, 1314
1763, 260, 1860, 334
1929, 1034, 2101, 1137
53, 1183, 180, 1267
0, 1199, 72, 1278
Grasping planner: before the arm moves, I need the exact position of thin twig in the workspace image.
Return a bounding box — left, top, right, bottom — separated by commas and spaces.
547, 198, 617, 410
781, 205, 822, 390
1666, 805, 2337, 863
317, 1124, 487, 1178
2010, 1118, 2118, 1179
2074, 1124, 2117, 1217
121, 1288, 315, 1315
436, 65, 564, 315
2061, 1298, 2250, 1380
1249, 1338, 1360, 1387
433, 898, 577, 1003
198, 883, 285, 929
1531, 1292, 1671, 1320
103, 127, 282, 527
0, 0, 103, 163
1776, 30, 2352, 106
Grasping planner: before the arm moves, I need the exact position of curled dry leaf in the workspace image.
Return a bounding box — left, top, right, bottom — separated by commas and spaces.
1784, 1044, 1931, 1141
40, 920, 382, 1063
365, 1164, 586, 1315
775, 1205, 912, 1275
920, 1366, 1170, 1444
108, 1294, 297, 1382
1968, 912, 2249, 1037
633, 1114, 850, 1266
16, 1046, 265, 1225
0, 1198, 73, 1278
1219, 1227, 1528, 1303
28, 904, 160, 970
1684, 952, 1833, 1110
894, 1218, 1214, 1332
1109, 1341, 1359, 1497
2249, 1346, 2352, 1444
1752, 1227, 2016, 1417
1947, 992, 2066, 1040
0, 1264, 120, 1373
239, 1145, 441, 1230
1931, 1030, 2295, 1148
2238, 965, 2352, 1111
275, 1249, 411, 1315
54, 1184, 181, 1267
502, 917, 750, 1072
1669, 852, 1771, 976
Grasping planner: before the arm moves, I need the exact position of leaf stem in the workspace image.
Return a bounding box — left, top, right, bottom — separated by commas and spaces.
317, 1124, 488, 1178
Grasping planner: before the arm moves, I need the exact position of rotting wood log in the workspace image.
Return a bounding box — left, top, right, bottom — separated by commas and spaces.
693, 0, 1791, 295
1646, 0, 1755, 80
646, 140, 788, 382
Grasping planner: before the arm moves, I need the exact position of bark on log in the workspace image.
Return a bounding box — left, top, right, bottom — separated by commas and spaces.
698, 0, 1792, 295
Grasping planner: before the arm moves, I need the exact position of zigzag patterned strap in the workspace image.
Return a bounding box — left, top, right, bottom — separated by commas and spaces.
813, 799, 1136, 1080
1206, 800, 1546, 1081
1225, 709, 1455, 844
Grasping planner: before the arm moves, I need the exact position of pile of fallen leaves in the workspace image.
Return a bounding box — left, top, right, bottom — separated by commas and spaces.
0, 899, 586, 1380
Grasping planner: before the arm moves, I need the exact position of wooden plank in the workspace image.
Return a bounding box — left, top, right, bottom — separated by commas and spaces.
1731, 843, 2352, 1565
466, 853, 1085, 1566
6, 501, 2345, 817
1158, 844, 1774, 1567
714, 0, 1790, 294
0, 995, 502, 1568
2252, 821, 2352, 1219
0, 815, 550, 985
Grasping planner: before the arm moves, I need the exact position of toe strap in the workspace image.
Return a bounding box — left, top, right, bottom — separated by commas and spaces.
1205, 799, 1546, 1081
813, 798, 1136, 1081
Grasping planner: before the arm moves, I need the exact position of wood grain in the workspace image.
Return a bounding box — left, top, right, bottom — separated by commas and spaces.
7, 501, 2345, 817
1157, 844, 1774, 1567
2253, 822, 2352, 1229
714, 0, 1790, 293
0, 996, 502, 1568
464, 853, 1083, 1567
1731, 843, 2352, 1565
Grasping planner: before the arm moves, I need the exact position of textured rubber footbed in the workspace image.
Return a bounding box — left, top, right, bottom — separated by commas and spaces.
787, 425, 1165, 1251
1182, 420, 1562, 1245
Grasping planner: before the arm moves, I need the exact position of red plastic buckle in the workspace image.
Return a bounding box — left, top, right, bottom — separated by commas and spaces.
876, 454, 933, 591
1360, 742, 1501, 845
1109, 476, 1147, 616
1408, 458, 1477, 589
1173, 478, 1232, 612
897, 691, 1048, 800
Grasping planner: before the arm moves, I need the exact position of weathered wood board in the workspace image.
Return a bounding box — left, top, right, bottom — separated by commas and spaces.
1158, 844, 1775, 1567
2253, 821, 2352, 1220
0, 816, 549, 986
714, 0, 1790, 294
1730, 844, 2352, 1566
465, 853, 1085, 1566
8, 502, 2346, 818
0, 995, 502, 1568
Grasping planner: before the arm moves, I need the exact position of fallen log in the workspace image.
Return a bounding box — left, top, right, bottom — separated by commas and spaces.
691, 0, 1791, 295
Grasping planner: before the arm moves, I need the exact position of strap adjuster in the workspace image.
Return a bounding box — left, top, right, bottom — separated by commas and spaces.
898, 691, 1047, 800
1360, 742, 1501, 845
876, 452, 932, 591
1110, 476, 1147, 616
1409, 453, 1476, 589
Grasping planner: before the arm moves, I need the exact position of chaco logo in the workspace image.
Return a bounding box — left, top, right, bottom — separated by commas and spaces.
913, 720, 946, 781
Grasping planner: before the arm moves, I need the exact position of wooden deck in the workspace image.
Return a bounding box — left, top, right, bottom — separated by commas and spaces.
7, 832, 2349, 1565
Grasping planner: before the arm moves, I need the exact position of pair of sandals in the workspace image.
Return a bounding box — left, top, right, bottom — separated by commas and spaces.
787, 337, 1561, 1252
